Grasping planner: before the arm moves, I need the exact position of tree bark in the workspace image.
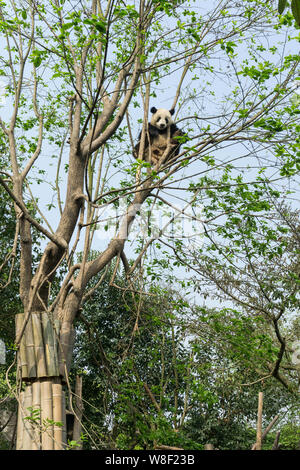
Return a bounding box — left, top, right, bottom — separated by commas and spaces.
272, 431, 281, 450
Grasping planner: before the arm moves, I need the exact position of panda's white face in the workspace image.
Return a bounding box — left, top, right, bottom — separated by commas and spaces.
150, 108, 173, 130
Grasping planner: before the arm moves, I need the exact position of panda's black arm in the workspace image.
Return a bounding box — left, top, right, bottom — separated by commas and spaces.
170, 124, 184, 136
169, 125, 188, 157
134, 123, 156, 158
134, 131, 149, 158
170, 125, 186, 144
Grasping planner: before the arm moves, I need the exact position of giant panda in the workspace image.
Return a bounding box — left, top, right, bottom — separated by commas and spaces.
134, 107, 185, 165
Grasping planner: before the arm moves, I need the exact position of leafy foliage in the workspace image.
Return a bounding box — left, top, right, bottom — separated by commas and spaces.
278, 0, 300, 25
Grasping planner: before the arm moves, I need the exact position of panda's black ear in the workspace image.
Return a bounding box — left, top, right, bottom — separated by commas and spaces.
150, 107, 157, 114
169, 108, 175, 116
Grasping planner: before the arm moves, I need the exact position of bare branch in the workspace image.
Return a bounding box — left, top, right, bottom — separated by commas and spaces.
0, 177, 67, 250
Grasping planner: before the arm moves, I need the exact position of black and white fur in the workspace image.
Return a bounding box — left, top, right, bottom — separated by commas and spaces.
134, 107, 184, 165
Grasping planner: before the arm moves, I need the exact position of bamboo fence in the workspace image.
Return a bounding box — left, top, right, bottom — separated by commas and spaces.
15, 312, 75, 450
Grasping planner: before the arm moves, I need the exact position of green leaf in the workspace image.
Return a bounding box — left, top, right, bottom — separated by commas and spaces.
291, 0, 300, 25
83, 17, 107, 34
61, 22, 74, 32
32, 55, 42, 67
95, 21, 106, 33
278, 0, 287, 15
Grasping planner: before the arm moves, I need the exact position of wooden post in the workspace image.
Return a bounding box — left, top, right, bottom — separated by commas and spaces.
23, 384, 33, 450
31, 381, 41, 450
72, 375, 83, 449
256, 392, 263, 450
41, 379, 54, 450
52, 380, 64, 450
204, 443, 214, 450
62, 390, 67, 449
16, 391, 25, 450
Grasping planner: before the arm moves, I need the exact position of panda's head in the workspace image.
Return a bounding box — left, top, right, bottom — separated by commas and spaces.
150, 107, 175, 130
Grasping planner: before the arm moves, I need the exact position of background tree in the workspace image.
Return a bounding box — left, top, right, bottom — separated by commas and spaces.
174, 188, 300, 392
0, 171, 20, 450
277, 0, 300, 26
69, 267, 299, 450
0, 148, 44, 448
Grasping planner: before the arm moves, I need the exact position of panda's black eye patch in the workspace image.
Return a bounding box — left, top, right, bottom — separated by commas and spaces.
156, 117, 168, 124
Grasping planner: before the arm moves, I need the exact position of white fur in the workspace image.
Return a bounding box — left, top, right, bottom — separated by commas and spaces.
150, 108, 173, 130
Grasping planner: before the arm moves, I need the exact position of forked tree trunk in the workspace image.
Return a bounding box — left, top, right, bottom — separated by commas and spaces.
15, 312, 75, 450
